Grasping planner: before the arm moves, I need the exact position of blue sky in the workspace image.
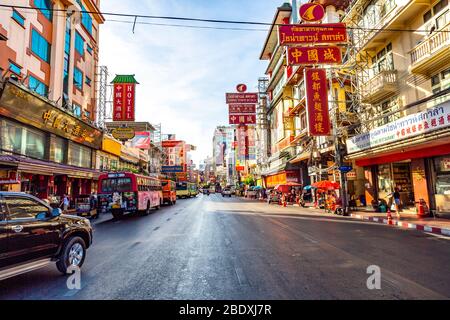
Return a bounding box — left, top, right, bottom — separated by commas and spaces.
99, 0, 283, 165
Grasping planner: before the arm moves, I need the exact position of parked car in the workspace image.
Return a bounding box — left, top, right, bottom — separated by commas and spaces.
0, 192, 93, 281
246, 187, 258, 199
222, 188, 232, 197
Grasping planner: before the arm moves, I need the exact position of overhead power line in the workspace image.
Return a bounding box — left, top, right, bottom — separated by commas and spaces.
1, 4, 450, 34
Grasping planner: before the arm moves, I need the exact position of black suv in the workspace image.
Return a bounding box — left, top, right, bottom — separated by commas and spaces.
0, 192, 93, 280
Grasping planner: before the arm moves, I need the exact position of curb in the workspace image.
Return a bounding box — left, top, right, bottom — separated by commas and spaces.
350, 214, 450, 237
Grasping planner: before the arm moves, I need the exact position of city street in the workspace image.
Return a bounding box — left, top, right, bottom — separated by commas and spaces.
1, 194, 449, 300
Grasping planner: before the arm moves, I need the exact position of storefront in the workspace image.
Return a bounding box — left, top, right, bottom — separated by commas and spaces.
264, 170, 300, 188
0, 80, 103, 204
346, 100, 450, 214
96, 135, 121, 172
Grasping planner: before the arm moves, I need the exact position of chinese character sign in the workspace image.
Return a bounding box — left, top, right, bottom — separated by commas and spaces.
229, 104, 256, 114
305, 69, 331, 136
113, 83, 135, 121
287, 46, 342, 65
237, 125, 248, 160
226, 93, 258, 104
229, 114, 256, 125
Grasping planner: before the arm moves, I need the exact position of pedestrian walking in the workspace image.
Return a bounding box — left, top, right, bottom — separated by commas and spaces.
391, 187, 402, 219
61, 194, 70, 212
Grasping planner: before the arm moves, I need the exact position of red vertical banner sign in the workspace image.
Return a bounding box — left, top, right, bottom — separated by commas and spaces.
113, 83, 135, 121
124, 84, 135, 121
113, 84, 124, 121
305, 68, 331, 136
237, 125, 248, 160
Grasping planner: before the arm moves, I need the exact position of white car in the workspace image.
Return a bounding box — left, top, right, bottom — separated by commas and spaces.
222, 188, 232, 197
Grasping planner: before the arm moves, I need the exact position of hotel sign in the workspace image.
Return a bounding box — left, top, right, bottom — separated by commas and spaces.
278, 23, 347, 45
113, 83, 135, 121
0, 82, 102, 149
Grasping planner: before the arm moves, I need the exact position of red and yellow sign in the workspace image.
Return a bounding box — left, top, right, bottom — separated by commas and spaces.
229, 114, 256, 125
113, 83, 135, 121
299, 3, 325, 22
236, 84, 247, 93
287, 46, 342, 65
305, 68, 331, 136
278, 23, 347, 45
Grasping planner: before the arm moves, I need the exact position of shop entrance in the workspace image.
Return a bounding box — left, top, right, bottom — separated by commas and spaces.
377, 161, 415, 210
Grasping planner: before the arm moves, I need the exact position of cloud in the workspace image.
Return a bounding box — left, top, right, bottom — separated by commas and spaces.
99, 0, 279, 164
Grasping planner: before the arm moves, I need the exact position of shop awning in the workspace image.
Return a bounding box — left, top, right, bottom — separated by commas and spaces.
0, 155, 101, 180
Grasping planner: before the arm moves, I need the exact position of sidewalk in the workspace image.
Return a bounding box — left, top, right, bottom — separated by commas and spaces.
250, 196, 450, 237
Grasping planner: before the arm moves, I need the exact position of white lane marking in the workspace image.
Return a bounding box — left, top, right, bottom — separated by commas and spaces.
424, 232, 450, 241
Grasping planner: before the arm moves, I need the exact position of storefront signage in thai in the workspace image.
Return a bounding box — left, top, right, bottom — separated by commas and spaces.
346, 101, 450, 154
278, 23, 347, 45
0, 82, 102, 149
299, 3, 325, 22
113, 83, 135, 121
287, 46, 342, 65
226, 93, 258, 104
305, 69, 331, 136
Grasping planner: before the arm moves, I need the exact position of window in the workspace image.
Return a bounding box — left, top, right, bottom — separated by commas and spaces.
31, 29, 51, 63
53, 136, 67, 164
84, 110, 91, 118
424, 0, 449, 30
29, 75, 48, 97
26, 128, 46, 159
431, 67, 450, 94
87, 44, 93, 54
371, 43, 394, 76
72, 104, 82, 118
9, 62, 22, 75
77, 0, 93, 35
4, 197, 49, 220
74, 67, 83, 90
85, 76, 91, 86
34, 0, 52, 21
12, 10, 25, 26
433, 0, 448, 15
75, 31, 85, 56
68, 143, 92, 168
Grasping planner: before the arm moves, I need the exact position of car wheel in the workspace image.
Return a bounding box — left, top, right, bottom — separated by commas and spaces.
56, 236, 87, 275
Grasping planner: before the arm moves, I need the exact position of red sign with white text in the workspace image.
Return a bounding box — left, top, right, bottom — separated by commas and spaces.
113, 83, 135, 121
229, 114, 256, 125
278, 23, 347, 45
287, 46, 342, 65
237, 125, 248, 158
229, 104, 256, 114
226, 93, 258, 104
305, 69, 331, 136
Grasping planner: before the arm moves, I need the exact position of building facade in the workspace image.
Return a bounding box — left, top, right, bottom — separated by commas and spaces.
0, 0, 104, 205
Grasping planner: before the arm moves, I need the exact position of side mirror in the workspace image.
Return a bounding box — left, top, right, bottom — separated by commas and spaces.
36, 212, 47, 220
51, 208, 62, 217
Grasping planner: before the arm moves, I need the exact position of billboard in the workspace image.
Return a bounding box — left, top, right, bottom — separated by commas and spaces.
130, 131, 151, 149
305, 68, 331, 136
113, 83, 135, 121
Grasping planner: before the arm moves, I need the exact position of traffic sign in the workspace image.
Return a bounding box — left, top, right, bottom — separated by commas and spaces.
339, 166, 353, 173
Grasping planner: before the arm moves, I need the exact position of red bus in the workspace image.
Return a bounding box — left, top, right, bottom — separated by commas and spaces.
98, 172, 162, 219
161, 179, 177, 205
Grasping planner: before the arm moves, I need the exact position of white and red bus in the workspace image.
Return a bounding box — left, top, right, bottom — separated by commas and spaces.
98, 172, 162, 219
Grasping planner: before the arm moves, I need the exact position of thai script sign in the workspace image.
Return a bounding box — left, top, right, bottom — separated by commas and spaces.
346, 102, 450, 154
278, 23, 347, 45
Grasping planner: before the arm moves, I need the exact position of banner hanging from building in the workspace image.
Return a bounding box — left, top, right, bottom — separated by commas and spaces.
305, 68, 331, 136
130, 131, 151, 149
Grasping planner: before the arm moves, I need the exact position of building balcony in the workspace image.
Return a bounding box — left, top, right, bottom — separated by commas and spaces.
361, 70, 399, 104
410, 22, 450, 75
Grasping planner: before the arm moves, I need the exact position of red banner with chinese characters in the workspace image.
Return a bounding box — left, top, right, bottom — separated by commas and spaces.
113, 83, 135, 121
237, 125, 248, 159
229, 114, 256, 125
287, 46, 342, 65
305, 68, 331, 136
278, 23, 347, 45
226, 93, 258, 104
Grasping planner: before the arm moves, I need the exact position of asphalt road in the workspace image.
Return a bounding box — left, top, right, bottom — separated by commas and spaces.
1, 193, 450, 300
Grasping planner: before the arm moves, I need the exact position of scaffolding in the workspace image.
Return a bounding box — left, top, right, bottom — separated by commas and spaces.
96, 65, 112, 130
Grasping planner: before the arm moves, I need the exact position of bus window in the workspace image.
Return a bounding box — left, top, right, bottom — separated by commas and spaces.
101, 178, 132, 193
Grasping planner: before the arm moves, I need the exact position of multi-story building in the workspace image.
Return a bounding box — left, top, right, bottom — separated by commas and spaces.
343, 0, 450, 216
0, 0, 104, 204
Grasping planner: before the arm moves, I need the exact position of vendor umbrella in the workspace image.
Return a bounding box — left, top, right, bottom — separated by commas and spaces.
312, 181, 340, 190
